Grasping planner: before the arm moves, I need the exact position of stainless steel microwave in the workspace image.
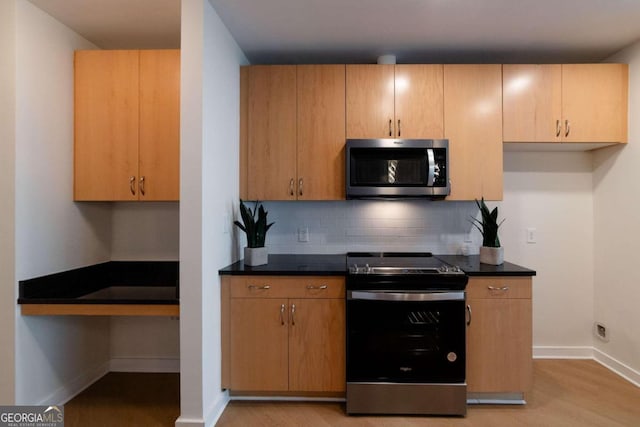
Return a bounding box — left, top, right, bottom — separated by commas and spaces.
346, 139, 450, 199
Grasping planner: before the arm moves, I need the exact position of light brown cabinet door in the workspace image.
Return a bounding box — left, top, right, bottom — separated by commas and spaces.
74, 50, 139, 201
394, 64, 444, 139
444, 64, 503, 201
138, 50, 180, 201
297, 65, 346, 200
467, 297, 532, 393
346, 64, 395, 138
247, 66, 297, 200
289, 298, 345, 392
230, 298, 289, 391
503, 64, 562, 142
562, 64, 628, 143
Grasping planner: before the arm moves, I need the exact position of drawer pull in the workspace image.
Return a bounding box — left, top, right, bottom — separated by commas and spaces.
466, 304, 472, 326
487, 286, 509, 292
247, 284, 270, 290
306, 285, 328, 290
291, 303, 296, 326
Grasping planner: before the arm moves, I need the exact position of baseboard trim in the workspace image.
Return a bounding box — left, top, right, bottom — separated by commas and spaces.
533, 346, 594, 359
174, 416, 205, 427
36, 360, 110, 405
204, 392, 230, 427
593, 348, 640, 387
109, 357, 180, 373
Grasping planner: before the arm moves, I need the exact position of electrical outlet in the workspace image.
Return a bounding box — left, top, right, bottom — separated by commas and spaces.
595, 322, 610, 342
223, 214, 230, 234
526, 227, 537, 244
298, 227, 309, 242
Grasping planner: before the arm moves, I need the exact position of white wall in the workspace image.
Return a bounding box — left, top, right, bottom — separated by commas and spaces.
592, 42, 640, 380
109, 202, 180, 370
111, 203, 180, 260
263, 151, 596, 352
178, 0, 248, 425
13, 1, 112, 404
0, 0, 17, 405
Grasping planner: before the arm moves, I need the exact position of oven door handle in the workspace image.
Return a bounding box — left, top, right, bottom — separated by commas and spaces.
348, 290, 465, 302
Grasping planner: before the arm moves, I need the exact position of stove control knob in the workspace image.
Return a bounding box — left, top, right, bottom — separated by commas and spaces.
365, 263, 371, 274
351, 264, 358, 274
439, 265, 449, 273
451, 265, 461, 273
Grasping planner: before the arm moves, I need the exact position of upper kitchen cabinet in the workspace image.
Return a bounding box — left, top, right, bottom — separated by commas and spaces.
503, 63, 628, 144
297, 65, 346, 200
346, 64, 444, 139
245, 65, 297, 200
243, 65, 346, 201
444, 64, 503, 201
74, 50, 180, 201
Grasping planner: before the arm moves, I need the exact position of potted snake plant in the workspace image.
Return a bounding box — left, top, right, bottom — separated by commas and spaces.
234, 200, 274, 266
470, 198, 505, 265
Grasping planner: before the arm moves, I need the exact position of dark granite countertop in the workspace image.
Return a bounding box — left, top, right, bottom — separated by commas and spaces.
219, 254, 347, 276
434, 255, 536, 277
18, 261, 179, 305
219, 254, 535, 277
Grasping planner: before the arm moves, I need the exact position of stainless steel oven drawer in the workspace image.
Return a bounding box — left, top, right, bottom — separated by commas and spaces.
346, 382, 467, 416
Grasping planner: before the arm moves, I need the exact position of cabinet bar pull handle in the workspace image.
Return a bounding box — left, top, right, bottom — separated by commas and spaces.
466, 304, 472, 326
487, 286, 510, 292
299, 178, 303, 196
565, 119, 570, 137
129, 176, 136, 195
397, 119, 401, 137
306, 285, 328, 290
289, 179, 294, 196
247, 284, 271, 290
280, 304, 286, 325
291, 303, 296, 326
388, 119, 393, 136
139, 176, 145, 196
556, 119, 561, 137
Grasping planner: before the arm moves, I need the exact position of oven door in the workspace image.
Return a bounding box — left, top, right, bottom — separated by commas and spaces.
346, 290, 466, 383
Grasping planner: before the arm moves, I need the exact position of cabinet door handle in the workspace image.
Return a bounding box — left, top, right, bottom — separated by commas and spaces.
129, 176, 136, 195
299, 178, 303, 196
397, 119, 401, 137
139, 176, 145, 196
487, 286, 510, 292
556, 119, 561, 137
466, 304, 472, 326
388, 119, 393, 137
280, 304, 286, 325
289, 179, 294, 196
247, 284, 271, 290
564, 119, 570, 137
290, 303, 296, 326
306, 285, 328, 290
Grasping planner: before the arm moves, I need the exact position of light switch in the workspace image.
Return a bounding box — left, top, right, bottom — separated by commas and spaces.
526, 227, 536, 244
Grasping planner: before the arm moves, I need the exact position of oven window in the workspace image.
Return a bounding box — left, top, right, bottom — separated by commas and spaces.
347, 298, 465, 383
350, 148, 427, 186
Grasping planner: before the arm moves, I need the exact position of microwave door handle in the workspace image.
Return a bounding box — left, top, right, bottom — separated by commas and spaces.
427, 148, 435, 186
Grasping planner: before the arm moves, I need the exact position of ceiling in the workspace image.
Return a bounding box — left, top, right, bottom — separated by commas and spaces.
29, 0, 640, 64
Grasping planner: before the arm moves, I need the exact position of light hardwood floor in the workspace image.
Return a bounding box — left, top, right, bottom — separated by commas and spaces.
63, 360, 639, 426
64, 372, 179, 427
217, 360, 640, 427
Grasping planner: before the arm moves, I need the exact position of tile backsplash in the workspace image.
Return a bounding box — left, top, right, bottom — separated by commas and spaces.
246, 200, 482, 255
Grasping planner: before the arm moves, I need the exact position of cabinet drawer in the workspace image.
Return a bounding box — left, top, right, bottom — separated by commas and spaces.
230, 276, 345, 299
466, 277, 532, 299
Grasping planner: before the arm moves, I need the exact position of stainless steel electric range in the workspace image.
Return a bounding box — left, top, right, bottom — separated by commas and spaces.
345, 252, 469, 416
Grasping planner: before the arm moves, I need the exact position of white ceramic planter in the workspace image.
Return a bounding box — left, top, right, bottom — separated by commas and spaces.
479, 246, 504, 265
244, 246, 268, 266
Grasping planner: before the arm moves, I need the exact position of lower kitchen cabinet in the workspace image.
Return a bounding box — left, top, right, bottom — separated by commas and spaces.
466, 276, 533, 397
221, 276, 345, 394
